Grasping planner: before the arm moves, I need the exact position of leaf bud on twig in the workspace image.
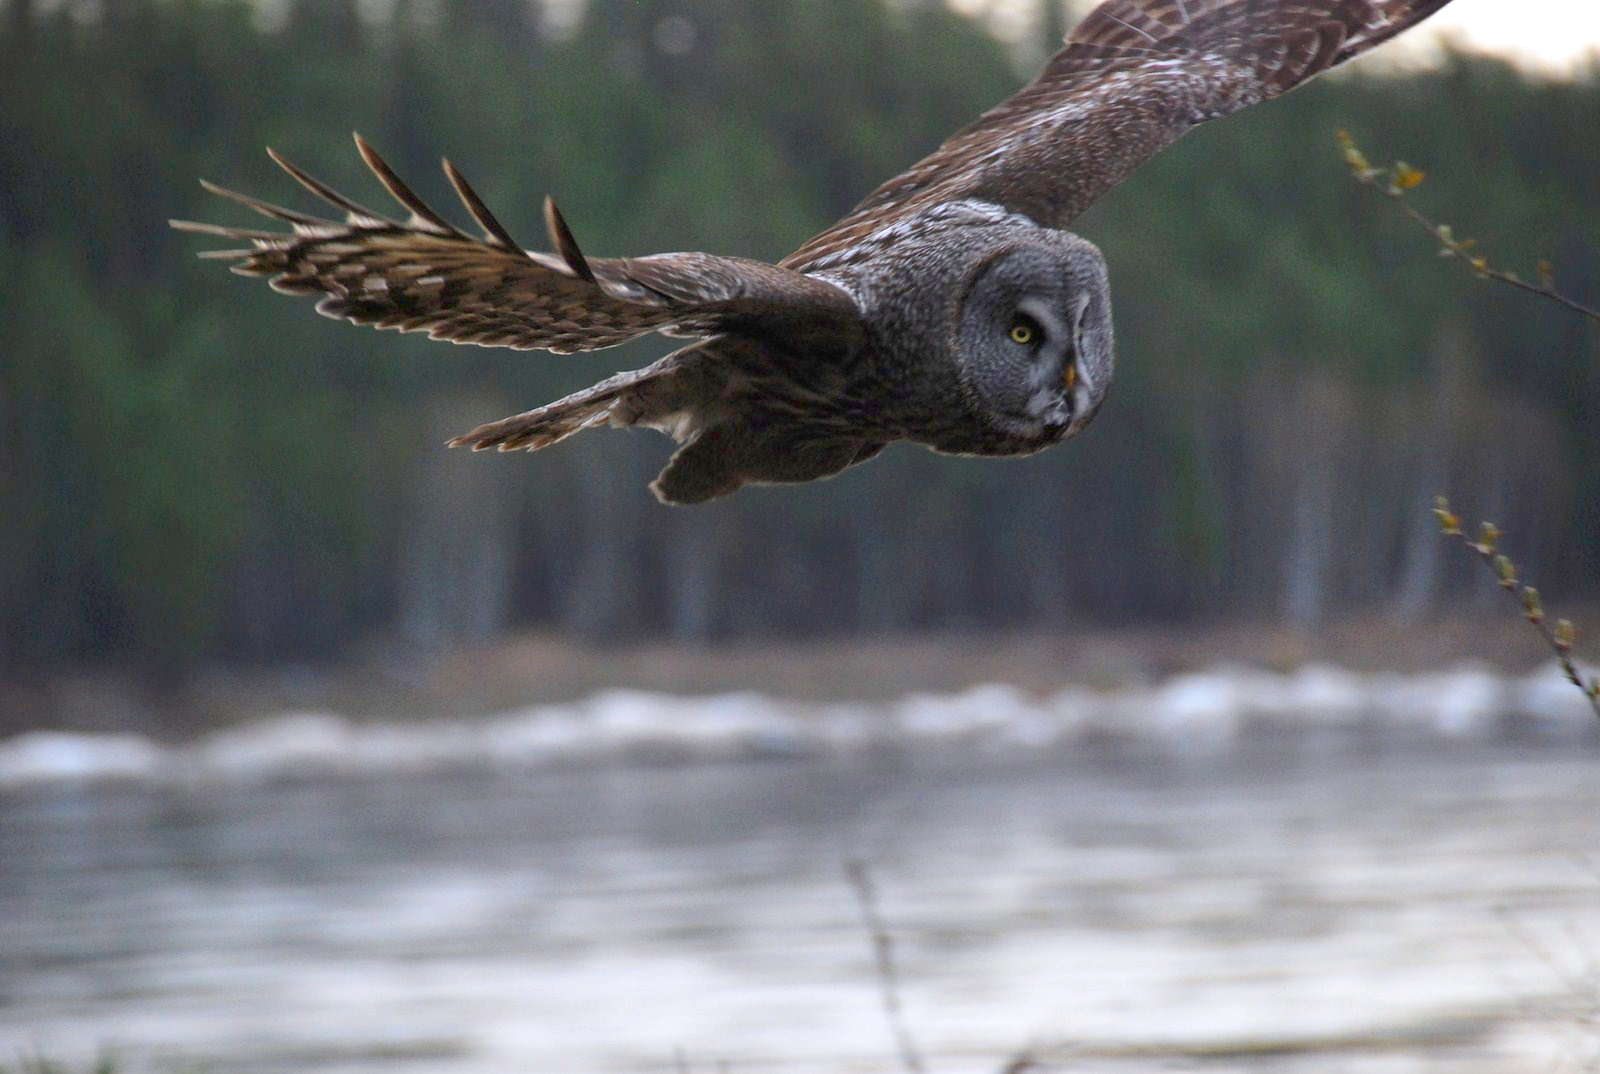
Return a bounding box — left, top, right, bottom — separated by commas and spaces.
1494, 555, 1518, 589
1433, 497, 1463, 536
1555, 619, 1578, 653
1522, 587, 1545, 625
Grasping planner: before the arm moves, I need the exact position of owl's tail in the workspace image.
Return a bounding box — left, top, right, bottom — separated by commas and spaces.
451, 349, 886, 505
448, 357, 697, 454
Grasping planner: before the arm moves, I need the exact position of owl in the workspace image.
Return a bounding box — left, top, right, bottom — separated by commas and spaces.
175, 0, 1455, 504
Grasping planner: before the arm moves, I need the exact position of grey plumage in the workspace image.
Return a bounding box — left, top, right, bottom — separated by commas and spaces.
173, 0, 1457, 504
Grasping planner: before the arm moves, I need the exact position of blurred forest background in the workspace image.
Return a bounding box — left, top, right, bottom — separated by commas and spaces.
1, 0, 1597, 683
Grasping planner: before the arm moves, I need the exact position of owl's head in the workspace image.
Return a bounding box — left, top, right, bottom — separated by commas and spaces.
952, 233, 1113, 444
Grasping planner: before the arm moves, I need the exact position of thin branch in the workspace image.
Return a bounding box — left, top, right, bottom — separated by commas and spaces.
1000, 1050, 1050, 1074
1433, 498, 1600, 722
1341, 133, 1599, 720
1339, 132, 1600, 325
846, 860, 928, 1074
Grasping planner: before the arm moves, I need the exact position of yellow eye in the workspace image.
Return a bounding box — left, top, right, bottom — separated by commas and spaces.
1008, 322, 1036, 346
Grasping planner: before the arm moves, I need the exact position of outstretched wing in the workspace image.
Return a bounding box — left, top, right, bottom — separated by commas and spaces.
789, 0, 1454, 269
173, 134, 861, 354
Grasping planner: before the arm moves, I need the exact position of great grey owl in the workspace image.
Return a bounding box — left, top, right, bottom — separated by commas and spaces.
175, 0, 1455, 504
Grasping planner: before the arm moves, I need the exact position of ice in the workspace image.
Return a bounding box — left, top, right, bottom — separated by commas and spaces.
3, 732, 1598, 1074
3, 662, 1595, 791
197, 712, 363, 781
1514, 660, 1600, 732
893, 683, 1044, 742
0, 729, 164, 787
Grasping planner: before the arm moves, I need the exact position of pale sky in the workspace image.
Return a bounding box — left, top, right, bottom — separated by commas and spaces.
1394, 0, 1600, 73
957, 0, 1600, 75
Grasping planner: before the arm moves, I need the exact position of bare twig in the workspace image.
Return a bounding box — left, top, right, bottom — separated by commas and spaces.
1493, 902, 1600, 1069
1000, 1051, 1047, 1074
1341, 133, 1599, 719
846, 860, 928, 1074
1433, 498, 1600, 721
1339, 132, 1600, 325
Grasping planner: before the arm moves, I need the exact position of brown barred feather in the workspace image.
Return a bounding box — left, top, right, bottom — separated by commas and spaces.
172, 134, 861, 355
265, 146, 393, 226
543, 197, 598, 284
448, 362, 682, 454
441, 158, 521, 249
352, 133, 456, 235
788, 0, 1455, 270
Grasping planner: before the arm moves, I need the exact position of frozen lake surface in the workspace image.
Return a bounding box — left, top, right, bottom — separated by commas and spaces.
2, 682, 1599, 1074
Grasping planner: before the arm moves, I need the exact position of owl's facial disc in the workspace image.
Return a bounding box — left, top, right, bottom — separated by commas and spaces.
955, 238, 1112, 444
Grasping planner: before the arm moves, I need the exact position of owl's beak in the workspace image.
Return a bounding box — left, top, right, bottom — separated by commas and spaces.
1063, 357, 1098, 438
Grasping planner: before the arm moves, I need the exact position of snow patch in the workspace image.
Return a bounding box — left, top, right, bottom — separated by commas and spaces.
2, 662, 1594, 790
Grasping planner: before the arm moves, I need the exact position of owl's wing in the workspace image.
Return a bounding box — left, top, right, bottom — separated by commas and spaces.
789, 0, 1453, 269
173, 135, 862, 354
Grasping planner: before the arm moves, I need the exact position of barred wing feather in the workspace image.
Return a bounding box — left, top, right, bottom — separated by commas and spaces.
173, 134, 861, 355
789, 0, 1454, 270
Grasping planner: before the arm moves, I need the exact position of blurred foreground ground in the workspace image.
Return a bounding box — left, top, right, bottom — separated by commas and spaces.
3, 735, 1597, 1074
4, 616, 1597, 1074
